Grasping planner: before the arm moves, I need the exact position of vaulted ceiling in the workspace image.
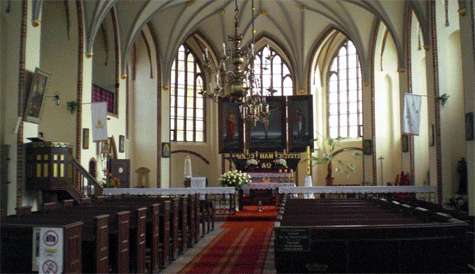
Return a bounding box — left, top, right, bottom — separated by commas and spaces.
83, 0, 429, 87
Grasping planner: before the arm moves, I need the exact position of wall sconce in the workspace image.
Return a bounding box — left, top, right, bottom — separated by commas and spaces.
438, 93, 450, 106
66, 101, 80, 113
45, 94, 61, 106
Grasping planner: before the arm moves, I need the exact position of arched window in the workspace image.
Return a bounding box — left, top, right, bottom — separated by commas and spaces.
170, 44, 206, 142
254, 46, 293, 96
328, 40, 362, 139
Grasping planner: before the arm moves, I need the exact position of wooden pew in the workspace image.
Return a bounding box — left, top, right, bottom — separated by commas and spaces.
275, 198, 469, 273
1, 216, 83, 273
39, 203, 131, 273
77, 202, 147, 273
94, 196, 163, 273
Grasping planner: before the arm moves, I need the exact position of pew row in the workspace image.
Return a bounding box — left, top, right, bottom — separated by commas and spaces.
274, 198, 469, 273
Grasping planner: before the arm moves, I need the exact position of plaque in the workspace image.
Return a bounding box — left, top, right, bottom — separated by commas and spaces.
276, 228, 310, 252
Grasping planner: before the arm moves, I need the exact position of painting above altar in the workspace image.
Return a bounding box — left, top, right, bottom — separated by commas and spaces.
288, 95, 314, 152
219, 99, 244, 153
218, 95, 314, 153
248, 96, 286, 152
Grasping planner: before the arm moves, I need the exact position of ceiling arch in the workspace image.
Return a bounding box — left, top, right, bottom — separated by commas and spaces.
82, 0, 431, 84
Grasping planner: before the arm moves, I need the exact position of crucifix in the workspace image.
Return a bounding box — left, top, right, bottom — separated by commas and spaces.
378, 156, 385, 185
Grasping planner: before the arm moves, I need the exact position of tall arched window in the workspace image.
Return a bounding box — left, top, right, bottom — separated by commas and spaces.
328, 40, 362, 139
170, 44, 206, 142
254, 46, 293, 96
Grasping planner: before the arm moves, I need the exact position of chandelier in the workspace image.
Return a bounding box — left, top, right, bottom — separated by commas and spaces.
201, 0, 270, 126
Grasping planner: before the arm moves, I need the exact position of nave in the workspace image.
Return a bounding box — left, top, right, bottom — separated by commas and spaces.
1, 0, 475, 273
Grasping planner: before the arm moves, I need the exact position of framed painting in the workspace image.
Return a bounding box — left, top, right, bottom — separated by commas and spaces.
24, 68, 49, 123
218, 99, 244, 153
402, 134, 409, 152
161, 142, 170, 158
119, 135, 125, 153
288, 95, 314, 152
466, 112, 474, 141
248, 96, 286, 152
82, 128, 89, 149
363, 139, 372, 155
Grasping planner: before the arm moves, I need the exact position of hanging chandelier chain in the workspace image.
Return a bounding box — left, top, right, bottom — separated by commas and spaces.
201, 0, 270, 127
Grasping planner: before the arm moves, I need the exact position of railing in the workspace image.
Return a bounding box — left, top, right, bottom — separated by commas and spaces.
71, 158, 103, 197
103, 187, 237, 215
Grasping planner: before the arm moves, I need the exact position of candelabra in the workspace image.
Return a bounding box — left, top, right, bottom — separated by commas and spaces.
201, 0, 270, 126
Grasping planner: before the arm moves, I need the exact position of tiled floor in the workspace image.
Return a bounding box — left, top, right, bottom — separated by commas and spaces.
162, 222, 277, 274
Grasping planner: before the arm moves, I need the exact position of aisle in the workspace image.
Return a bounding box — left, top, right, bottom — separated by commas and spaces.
179, 207, 276, 274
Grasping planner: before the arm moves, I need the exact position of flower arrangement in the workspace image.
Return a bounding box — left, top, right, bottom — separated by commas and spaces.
219, 170, 251, 188
312, 138, 362, 185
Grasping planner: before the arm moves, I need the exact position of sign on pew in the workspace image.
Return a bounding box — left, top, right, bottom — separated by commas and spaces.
32, 227, 64, 274
276, 228, 310, 252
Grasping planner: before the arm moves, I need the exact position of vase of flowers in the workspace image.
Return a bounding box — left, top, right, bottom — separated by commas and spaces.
219, 170, 251, 211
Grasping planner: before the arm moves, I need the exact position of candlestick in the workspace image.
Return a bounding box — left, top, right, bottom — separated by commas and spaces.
306, 145, 312, 176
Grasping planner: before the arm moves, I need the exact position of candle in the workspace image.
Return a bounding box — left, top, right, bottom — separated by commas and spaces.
222, 42, 226, 55
205, 48, 209, 59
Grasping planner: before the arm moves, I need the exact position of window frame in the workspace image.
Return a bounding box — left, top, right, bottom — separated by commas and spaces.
170, 44, 207, 143
254, 46, 294, 96
326, 40, 363, 140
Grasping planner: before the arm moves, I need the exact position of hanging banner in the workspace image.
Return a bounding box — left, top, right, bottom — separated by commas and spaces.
37, 227, 64, 274
91, 102, 108, 141
403, 93, 422, 135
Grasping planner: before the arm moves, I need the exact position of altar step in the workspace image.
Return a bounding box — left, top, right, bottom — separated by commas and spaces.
226, 206, 277, 221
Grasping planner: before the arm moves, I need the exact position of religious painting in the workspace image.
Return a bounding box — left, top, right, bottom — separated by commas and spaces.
119, 135, 125, 153
402, 134, 409, 152
466, 112, 474, 141
363, 139, 372, 155
288, 96, 314, 152
82, 128, 89, 150
248, 96, 286, 152
161, 142, 170, 158
218, 99, 244, 153
24, 68, 49, 123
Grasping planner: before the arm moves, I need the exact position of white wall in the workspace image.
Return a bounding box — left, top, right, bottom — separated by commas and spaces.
410, 13, 431, 188
435, 0, 466, 203
130, 31, 158, 187
39, 0, 78, 151
374, 24, 402, 185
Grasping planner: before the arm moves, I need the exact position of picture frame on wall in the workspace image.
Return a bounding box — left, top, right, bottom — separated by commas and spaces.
24, 68, 49, 124
466, 112, 474, 141
402, 135, 409, 152
218, 99, 244, 153
161, 142, 170, 158
363, 139, 372, 155
288, 96, 314, 152
82, 128, 89, 149
248, 96, 286, 152
119, 135, 125, 153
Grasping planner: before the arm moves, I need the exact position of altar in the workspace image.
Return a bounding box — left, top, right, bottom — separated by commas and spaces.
241, 172, 296, 206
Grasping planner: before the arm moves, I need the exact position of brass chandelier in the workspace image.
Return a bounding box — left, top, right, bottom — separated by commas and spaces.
202, 0, 270, 126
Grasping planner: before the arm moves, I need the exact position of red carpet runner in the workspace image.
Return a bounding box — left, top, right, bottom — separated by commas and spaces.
180, 206, 276, 274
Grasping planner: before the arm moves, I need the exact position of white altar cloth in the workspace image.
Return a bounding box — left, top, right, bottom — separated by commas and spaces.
241, 183, 295, 195
278, 185, 436, 194
103, 187, 236, 196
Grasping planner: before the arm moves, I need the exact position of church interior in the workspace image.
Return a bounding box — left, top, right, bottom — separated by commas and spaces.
1, 0, 475, 273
